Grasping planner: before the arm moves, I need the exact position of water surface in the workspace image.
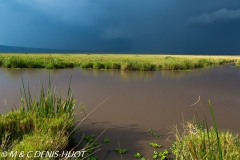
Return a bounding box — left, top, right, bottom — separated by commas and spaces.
0, 65, 240, 159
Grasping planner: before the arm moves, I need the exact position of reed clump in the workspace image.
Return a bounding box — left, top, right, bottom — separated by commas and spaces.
171, 122, 240, 159
0, 76, 76, 159
170, 101, 240, 160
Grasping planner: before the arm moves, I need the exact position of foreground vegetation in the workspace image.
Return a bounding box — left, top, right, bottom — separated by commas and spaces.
0, 53, 239, 70
0, 77, 100, 160
170, 122, 240, 159
170, 101, 240, 160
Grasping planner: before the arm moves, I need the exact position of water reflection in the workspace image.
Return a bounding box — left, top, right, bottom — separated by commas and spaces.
2, 68, 27, 80
160, 68, 209, 80
3, 68, 74, 80
80, 67, 221, 81
80, 69, 156, 81
160, 64, 236, 80
2, 66, 230, 82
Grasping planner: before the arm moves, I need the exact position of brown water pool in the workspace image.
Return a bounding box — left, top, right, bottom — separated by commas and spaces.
0, 64, 240, 159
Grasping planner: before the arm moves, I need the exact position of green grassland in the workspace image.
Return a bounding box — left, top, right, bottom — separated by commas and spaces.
0, 53, 239, 70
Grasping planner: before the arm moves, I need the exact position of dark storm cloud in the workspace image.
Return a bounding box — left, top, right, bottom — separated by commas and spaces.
189, 8, 240, 25
1, 0, 240, 54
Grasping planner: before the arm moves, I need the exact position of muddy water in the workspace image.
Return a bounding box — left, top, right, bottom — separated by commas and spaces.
0, 64, 240, 159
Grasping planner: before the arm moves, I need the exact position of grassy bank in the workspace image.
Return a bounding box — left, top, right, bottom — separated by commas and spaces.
170, 101, 240, 160
0, 54, 239, 70
170, 122, 240, 159
0, 77, 77, 159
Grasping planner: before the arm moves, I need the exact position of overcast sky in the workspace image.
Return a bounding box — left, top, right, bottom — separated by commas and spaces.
1, 0, 240, 54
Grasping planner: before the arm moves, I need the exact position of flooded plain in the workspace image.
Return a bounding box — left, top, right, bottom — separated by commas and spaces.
0, 64, 240, 159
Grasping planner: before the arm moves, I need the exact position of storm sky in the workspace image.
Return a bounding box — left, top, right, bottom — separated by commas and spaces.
1, 0, 240, 54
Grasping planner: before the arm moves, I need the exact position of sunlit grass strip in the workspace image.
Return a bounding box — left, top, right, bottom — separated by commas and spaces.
0, 53, 239, 70
170, 102, 240, 160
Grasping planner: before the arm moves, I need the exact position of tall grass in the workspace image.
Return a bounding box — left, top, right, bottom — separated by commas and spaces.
0, 75, 76, 159
19, 75, 75, 116
170, 101, 240, 160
